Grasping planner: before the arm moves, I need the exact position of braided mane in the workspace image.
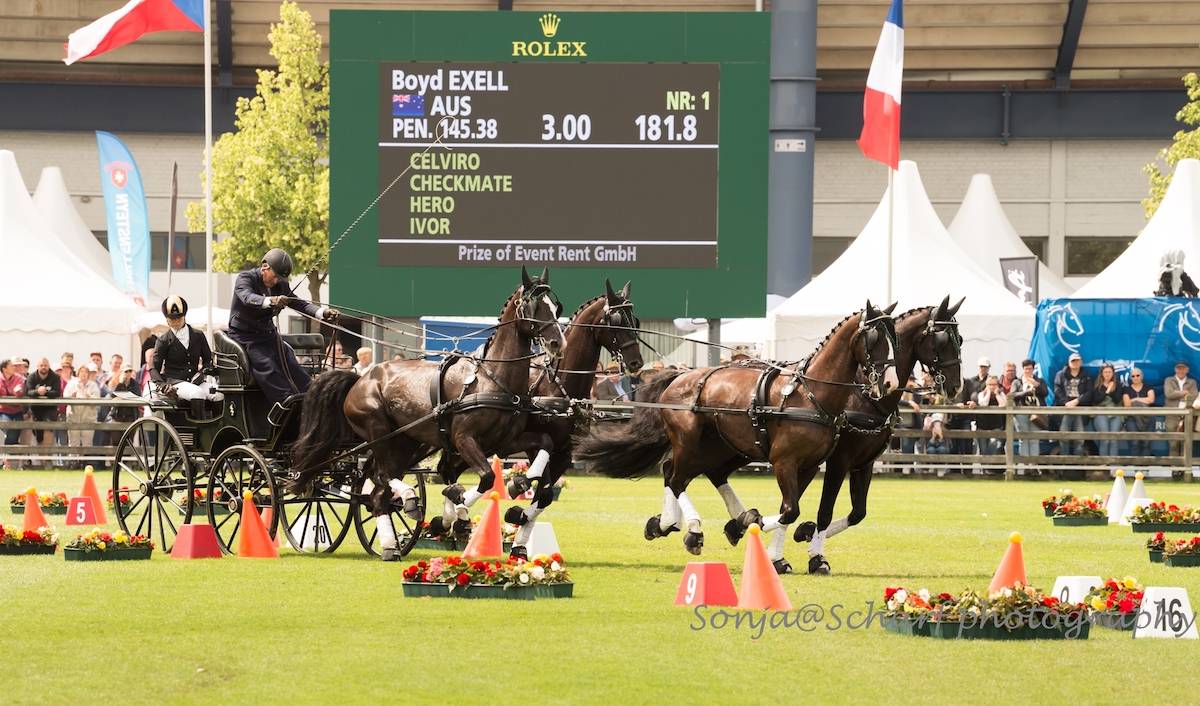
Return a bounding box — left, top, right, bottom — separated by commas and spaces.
811, 309, 862, 357
567, 295, 606, 323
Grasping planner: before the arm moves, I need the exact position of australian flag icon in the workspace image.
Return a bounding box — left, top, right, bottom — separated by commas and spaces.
392, 94, 425, 117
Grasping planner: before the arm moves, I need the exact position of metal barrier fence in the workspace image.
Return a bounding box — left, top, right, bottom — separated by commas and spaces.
4, 396, 1197, 481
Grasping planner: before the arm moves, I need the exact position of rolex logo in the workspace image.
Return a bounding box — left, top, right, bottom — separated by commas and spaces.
513, 13, 587, 57
539, 13, 560, 38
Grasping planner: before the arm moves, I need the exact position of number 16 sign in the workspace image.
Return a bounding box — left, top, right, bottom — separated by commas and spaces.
1133, 587, 1199, 639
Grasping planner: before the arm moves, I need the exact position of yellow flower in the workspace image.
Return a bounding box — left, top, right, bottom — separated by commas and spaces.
115, 533, 128, 545
1122, 577, 1138, 590
533, 554, 550, 564
1090, 597, 1107, 612
96, 541, 106, 551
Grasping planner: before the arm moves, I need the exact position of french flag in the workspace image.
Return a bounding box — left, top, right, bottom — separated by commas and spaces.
64, 0, 204, 65
857, 0, 904, 169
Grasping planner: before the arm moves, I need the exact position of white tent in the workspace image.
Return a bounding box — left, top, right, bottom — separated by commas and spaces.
1073, 158, 1200, 298
133, 306, 230, 335
32, 166, 118, 286
768, 160, 1035, 367
0, 150, 139, 364
947, 173, 1073, 300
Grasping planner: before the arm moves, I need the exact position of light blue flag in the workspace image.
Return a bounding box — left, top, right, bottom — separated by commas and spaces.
96, 131, 151, 306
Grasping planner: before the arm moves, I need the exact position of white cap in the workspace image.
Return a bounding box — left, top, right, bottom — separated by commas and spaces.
978, 356, 991, 367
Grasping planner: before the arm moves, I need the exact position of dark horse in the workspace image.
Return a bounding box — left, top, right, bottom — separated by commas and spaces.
575, 301, 899, 572
290, 268, 565, 559
500, 279, 645, 558
785, 297, 964, 574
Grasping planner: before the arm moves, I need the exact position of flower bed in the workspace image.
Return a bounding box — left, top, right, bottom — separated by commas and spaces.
1085, 577, 1144, 630
107, 487, 132, 512
63, 529, 154, 562
178, 488, 230, 516
1051, 495, 1107, 526
410, 518, 516, 552
881, 584, 1090, 640
0, 524, 58, 555
1163, 536, 1200, 567
401, 552, 571, 600
1147, 532, 1166, 563
1129, 502, 1200, 533
1041, 490, 1075, 517
9, 491, 68, 515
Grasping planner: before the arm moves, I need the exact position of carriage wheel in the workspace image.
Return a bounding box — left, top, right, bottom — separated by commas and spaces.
351, 470, 427, 557
278, 469, 354, 554
206, 445, 278, 554
112, 417, 193, 553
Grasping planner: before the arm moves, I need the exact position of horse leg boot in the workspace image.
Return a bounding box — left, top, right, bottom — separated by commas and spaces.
645, 485, 682, 541
676, 490, 704, 555
760, 514, 795, 574
377, 513, 401, 561
508, 485, 552, 560
387, 478, 421, 520
715, 483, 762, 547
509, 449, 550, 497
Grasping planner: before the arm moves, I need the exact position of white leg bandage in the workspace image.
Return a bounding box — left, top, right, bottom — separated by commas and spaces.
825, 517, 850, 538
760, 513, 783, 533
676, 491, 701, 533
388, 479, 416, 502
660, 486, 681, 531
376, 514, 397, 550
769, 526, 787, 560
463, 488, 483, 507
513, 505, 544, 547
527, 449, 550, 480
716, 483, 746, 519
441, 496, 456, 525
808, 529, 827, 557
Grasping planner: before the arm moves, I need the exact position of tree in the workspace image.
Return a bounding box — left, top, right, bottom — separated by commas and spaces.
1143, 72, 1200, 219
187, 1, 329, 302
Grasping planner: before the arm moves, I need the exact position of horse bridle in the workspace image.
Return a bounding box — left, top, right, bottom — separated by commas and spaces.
918, 314, 963, 396
857, 312, 899, 400
601, 301, 642, 372
516, 283, 565, 361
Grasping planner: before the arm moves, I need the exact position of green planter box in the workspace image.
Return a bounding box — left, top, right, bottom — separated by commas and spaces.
1131, 522, 1200, 533
927, 620, 1090, 640
1149, 549, 1164, 563
401, 582, 537, 600
1052, 515, 1107, 526
1042, 506, 1056, 517
0, 544, 57, 555
880, 615, 930, 637
534, 582, 574, 599
9, 505, 67, 515
1164, 553, 1200, 567
64, 547, 153, 562
180, 502, 229, 517
1092, 611, 1137, 631
411, 536, 514, 553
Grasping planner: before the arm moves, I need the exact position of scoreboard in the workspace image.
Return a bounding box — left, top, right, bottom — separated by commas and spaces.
331, 11, 768, 318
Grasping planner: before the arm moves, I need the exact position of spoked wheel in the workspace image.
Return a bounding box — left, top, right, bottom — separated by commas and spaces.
278, 467, 354, 554
206, 445, 278, 554
352, 469, 427, 557
112, 416, 193, 553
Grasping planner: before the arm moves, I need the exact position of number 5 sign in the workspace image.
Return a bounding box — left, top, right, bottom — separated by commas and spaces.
1133, 587, 1199, 639
65, 496, 99, 526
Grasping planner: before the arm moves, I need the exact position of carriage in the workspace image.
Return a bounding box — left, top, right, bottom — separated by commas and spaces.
109, 331, 429, 556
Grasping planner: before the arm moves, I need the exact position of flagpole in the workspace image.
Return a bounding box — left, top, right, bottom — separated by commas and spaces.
203, 1, 214, 341
885, 165, 894, 304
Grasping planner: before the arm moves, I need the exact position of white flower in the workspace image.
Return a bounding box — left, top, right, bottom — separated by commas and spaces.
894, 589, 907, 604
519, 572, 530, 584
1002, 588, 1013, 598
918, 588, 930, 603
531, 566, 546, 581
550, 561, 561, 571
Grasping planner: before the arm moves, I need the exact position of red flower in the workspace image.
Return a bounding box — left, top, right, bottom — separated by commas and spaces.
447, 555, 462, 566
938, 592, 953, 601
533, 558, 544, 566
417, 560, 428, 569
470, 561, 486, 572
485, 569, 496, 579
1105, 580, 1119, 591
1106, 596, 1115, 609
1042, 596, 1059, 607
1169, 504, 1179, 512
1155, 532, 1165, 542
456, 572, 470, 586
402, 566, 418, 580
550, 552, 564, 564
100, 533, 113, 542
884, 587, 899, 601
119, 494, 129, 503
1118, 598, 1135, 614
22, 530, 40, 542
0, 526, 6, 540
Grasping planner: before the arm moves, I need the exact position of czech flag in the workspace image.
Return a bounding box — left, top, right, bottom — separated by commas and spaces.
64, 0, 204, 65
857, 0, 904, 169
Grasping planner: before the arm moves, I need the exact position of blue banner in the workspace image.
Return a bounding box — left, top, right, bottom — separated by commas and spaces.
96, 131, 151, 306
1030, 298, 1200, 404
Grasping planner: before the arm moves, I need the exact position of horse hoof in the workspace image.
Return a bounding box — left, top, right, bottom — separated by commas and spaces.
508, 545, 528, 561
807, 554, 831, 575
441, 484, 466, 505
794, 521, 817, 543
380, 548, 402, 562
723, 519, 745, 546
644, 515, 663, 541
451, 518, 472, 541
507, 474, 532, 497
402, 496, 421, 520
739, 508, 763, 529
773, 558, 794, 575
683, 531, 704, 555
504, 506, 528, 526
425, 516, 448, 537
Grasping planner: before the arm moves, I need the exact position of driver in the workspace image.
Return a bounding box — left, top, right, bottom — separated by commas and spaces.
227, 248, 339, 404
151, 295, 223, 405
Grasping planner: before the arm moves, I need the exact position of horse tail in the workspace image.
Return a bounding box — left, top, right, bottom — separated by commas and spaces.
574, 371, 682, 478
290, 369, 360, 492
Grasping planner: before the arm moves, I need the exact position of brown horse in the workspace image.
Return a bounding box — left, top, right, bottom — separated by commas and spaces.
290, 267, 565, 560
501, 279, 645, 558
575, 301, 899, 570
786, 297, 964, 574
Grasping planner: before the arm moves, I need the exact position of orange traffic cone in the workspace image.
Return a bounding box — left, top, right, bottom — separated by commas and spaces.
261, 507, 282, 549
736, 525, 793, 611
80, 465, 108, 524
237, 492, 279, 558
22, 487, 50, 532
987, 531, 1027, 595
463, 491, 504, 558
489, 456, 509, 500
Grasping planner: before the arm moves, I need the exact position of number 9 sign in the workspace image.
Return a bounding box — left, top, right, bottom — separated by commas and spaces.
673, 562, 738, 607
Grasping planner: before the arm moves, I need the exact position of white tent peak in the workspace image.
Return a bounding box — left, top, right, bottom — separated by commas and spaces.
1073, 158, 1200, 298
948, 173, 1073, 300
33, 165, 119, 285
768, 160, 1034, 365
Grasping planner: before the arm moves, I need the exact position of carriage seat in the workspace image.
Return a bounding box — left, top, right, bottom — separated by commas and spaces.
214, 330, 254, 387
281, 333, 325, 352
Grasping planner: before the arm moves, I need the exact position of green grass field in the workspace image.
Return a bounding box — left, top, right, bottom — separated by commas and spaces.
2, 470, 1199, 705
